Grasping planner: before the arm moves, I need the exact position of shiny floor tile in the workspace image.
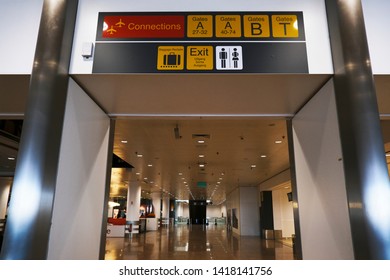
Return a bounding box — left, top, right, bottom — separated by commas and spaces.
105, 224, 295, 260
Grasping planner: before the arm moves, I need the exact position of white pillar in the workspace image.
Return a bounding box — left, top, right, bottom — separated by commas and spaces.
150, 192, 161, 219
149, 192, 161, 230
126, 181, 141, 233
161, 197, 170, 219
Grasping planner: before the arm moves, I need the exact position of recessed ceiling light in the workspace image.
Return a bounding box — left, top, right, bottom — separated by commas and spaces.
137, 154, 143, 158
121, 140, 128, 144
136, 172, 140, 175
147, 164, 153, 167
198, 154, 205, 158
275, 140, 282, 144
8, 157, 15, 161
178, 172, 183, 175
199, 164, 205, 168
197, 140, 205, 144
251, 164, 256, 168
261, 155, 267, 158
386, 153, 390, 157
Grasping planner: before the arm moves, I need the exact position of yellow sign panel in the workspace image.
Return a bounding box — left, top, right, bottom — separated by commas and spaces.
187, 15, 213, 38
272, 15, 299, 38
157, 46, 184, 70
215, 15, 241, 38
186, 46, 213, 70
243, 15, 270, 38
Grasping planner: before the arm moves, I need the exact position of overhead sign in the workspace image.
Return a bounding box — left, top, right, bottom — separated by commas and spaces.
243, 15, 270, 38
93, 12, 308, 73
272, 15, 299, 37
215, 15, 242, 38
157, 46, 184, 70
186, 46, 214, 70
102, 15, 185, 38
187, 15, 213, 38
215, 46, 243, 70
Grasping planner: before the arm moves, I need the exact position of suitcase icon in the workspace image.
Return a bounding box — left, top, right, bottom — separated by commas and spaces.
163, 52, 181, 66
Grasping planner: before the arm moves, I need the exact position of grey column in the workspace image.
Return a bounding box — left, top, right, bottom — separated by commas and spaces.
0, 0, 78, 259
286, 120, 302, 260
325, 0, 390, 259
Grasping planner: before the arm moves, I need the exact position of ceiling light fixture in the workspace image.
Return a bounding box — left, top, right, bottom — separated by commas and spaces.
197, 140, 205, 144
251, 164, 256, 168
137, 154, 143, 158
261, 155, 267, 158
147, 164, 153, 167
275, 140, 282, 144
121, 140, 128, 144
199, 154, 205, 158
8, 157, 15, 161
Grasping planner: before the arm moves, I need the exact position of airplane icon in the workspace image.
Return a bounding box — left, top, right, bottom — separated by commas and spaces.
115, 19, 125, 27
106, 25, 117, 35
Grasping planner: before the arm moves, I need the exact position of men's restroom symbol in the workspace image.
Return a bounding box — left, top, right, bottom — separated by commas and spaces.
216, 46, 243, 70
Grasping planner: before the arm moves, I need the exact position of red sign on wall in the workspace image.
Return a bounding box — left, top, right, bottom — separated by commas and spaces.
102, 15, 185, 39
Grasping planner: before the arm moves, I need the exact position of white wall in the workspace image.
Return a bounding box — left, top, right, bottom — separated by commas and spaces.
206, 205, 222, 218
292, 78, 354, 259
182, 203, 189, 218
70, 0, 332, 74
272, 187, 294, 238
0, 0, 43, 74
240, 187, 260, 236
0, 178, 12, 219
362, 0, 390, 74
47, 78, 111, 259
176, 202, 189, 218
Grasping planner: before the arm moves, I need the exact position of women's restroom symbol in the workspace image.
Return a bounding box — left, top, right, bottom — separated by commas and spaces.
216, 46, 243, 70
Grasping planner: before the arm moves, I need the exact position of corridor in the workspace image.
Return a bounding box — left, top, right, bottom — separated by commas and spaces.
105, 225, 295, 260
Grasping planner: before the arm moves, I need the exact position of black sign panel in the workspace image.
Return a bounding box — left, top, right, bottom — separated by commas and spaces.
92, 11, 308, 74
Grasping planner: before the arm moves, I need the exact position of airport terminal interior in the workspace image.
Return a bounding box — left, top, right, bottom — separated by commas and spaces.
1, 118, 389, 259
1, 0, 390, 260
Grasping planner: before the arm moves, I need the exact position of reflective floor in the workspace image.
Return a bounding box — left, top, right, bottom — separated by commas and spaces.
105, 224, 295, 260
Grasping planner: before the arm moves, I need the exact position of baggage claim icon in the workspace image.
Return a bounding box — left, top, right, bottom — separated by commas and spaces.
157, 46, 184, 70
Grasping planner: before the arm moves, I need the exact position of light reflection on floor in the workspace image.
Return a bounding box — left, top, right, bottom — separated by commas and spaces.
105, 224, 295, 260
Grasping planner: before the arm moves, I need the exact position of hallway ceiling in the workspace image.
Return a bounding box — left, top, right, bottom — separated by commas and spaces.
110, 118, 290, 204
1, 73, 390, 205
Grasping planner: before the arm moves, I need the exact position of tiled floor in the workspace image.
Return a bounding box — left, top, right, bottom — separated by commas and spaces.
105, 224, 295, 260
